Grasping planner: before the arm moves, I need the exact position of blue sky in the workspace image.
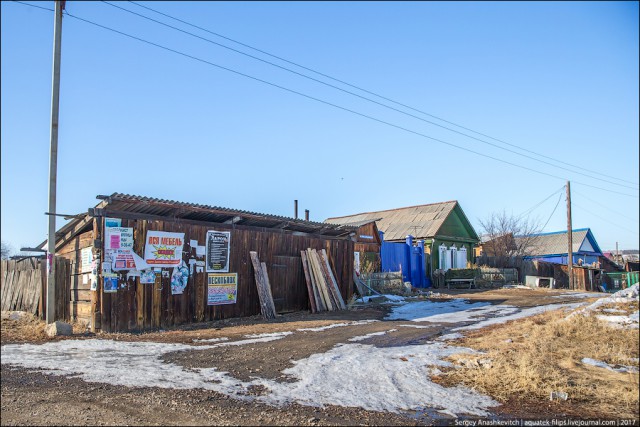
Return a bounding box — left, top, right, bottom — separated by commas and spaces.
1, 1, 638, 253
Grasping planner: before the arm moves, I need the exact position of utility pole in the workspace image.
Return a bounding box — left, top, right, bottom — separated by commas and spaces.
47, 0, 65, 324
566, 181, 573, 290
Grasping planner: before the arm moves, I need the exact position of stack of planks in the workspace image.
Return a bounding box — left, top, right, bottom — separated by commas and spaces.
300, 249, 346, 313
249, 251, 277, 320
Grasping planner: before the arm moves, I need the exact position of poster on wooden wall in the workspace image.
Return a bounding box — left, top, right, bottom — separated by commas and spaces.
103, 273, 118, 293
171, 262, 189, 295
144, 231, 185, 267
207, 273, 237, 305
206, 230, 230, 273
140, 270, 157, 284
80, 247, 93, 273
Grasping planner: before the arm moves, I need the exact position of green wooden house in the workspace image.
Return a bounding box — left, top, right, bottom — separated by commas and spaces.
325, 200, 480, 276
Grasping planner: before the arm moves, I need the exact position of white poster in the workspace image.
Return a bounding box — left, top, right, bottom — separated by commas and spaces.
105, 227, 134, 250
144, 231, 185, 267
80, 247, 93, 273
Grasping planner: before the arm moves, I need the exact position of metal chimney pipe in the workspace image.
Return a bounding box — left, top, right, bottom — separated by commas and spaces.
294, 200, 298, 219
305, 209, 309, 221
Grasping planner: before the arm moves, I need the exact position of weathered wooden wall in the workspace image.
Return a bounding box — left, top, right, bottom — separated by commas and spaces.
94, 218, 354, 332
57, 230, 93, 323
1, 257, 70, 319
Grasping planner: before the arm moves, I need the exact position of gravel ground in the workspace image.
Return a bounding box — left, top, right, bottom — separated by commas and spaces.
1, 288, 615, 426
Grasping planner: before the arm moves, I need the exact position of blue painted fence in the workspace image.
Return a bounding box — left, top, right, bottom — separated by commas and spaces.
379, 232, 429, 288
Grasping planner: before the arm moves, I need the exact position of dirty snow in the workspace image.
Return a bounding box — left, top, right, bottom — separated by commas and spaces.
192, 337, 229, 343
398, 324, 432, 329
566, 284, 639, 328
244, 332, 293, 339
7, 289, 630, 418
438, 333, 464, 341
455, 303, 584, 331
357, 294, 406, 303
296, 320, 378, 332
348, 329, 398, 342
1, 337, 498, 417
581, 358, 639, 374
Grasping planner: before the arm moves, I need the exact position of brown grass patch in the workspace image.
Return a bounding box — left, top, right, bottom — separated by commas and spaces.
433, 304, 639, 418
1, 311, 89, 344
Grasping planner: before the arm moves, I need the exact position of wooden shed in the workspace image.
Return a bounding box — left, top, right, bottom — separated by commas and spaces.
39, 193, 356, 332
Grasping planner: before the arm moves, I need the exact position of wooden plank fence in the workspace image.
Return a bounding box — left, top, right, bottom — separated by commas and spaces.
1, 257, 70, 320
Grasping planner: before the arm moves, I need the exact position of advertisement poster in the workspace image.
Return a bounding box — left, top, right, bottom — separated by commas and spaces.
140, 270, 157, 284
105, 227, 134, 250
144, 231, 185, 267
80, 247, 93, 273
104, 273, 118, 293
171, 262, 190, 295
112, 249, 136, 271
105, 217, 122, 228
207, 273, 238, 305
206, 231, 230, 273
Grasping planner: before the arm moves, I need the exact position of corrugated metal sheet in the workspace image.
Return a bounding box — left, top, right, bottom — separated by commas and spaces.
325, 201, 458, 241
519, 229, 591, 256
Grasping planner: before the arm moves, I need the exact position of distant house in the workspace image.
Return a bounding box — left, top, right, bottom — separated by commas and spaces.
475, 233, 517, 258
325, 200, 480, 276
518, 228, 603, 266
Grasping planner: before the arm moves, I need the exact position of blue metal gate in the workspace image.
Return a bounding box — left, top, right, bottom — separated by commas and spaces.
379, 232, 429, 287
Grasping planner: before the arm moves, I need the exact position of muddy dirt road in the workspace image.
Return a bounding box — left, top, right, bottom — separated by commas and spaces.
1, 288, 628, 426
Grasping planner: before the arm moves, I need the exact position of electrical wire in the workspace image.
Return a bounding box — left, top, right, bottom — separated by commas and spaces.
10, 1, 53, 12
517, 185, 565, 219
102, 1, 640, 191
571, 202, 640, 235
540, 192, 563, 231
572, 189, 639, 222
9, 1, 640, 199
128, 0, 640, 188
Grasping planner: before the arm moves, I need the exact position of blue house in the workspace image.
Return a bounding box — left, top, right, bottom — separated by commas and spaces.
519, 228, 603, 266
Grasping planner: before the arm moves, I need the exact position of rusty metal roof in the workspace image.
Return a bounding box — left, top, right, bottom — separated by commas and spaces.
325, 201, 460, 241
96, 193, 356, 237
38, 193, 357, 250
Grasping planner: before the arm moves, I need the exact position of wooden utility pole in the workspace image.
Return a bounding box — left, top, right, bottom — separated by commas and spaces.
566, 181, 573, 290
46, 0, 65, 324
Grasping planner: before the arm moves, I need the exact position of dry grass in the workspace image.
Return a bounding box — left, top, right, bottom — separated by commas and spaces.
1, 311, 89, 344
434, 304, 639, 418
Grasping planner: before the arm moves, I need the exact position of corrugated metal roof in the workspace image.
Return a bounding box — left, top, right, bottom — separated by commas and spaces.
518, 229, 594, 256
98, 193, 356, 237
325, 201, 459, 241
39, 193, 357, 249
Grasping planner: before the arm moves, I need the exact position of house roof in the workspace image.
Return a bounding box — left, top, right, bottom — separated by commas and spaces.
325, 200, 477, 242
39, 193, 357, 250
518, 228, 603, 257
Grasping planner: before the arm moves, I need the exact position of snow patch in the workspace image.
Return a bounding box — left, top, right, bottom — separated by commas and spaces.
1, 338, 498, 417
438, 333, 464, 341
296, 320, 378, 332
348, 329, 397, 342
581, 358, 639, 374
192, 337, 229, 343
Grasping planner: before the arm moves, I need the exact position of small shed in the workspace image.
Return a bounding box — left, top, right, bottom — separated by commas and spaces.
37, 193, 356, 332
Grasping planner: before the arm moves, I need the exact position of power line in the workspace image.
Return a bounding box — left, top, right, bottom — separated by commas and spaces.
10, 1, 54, 12
10, 1, 639, 199
103, 1, 640, 191
540, 192, 563, 231
517, 185, 565, 219
572, 189, 639, 222
572, 201, 640, 235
